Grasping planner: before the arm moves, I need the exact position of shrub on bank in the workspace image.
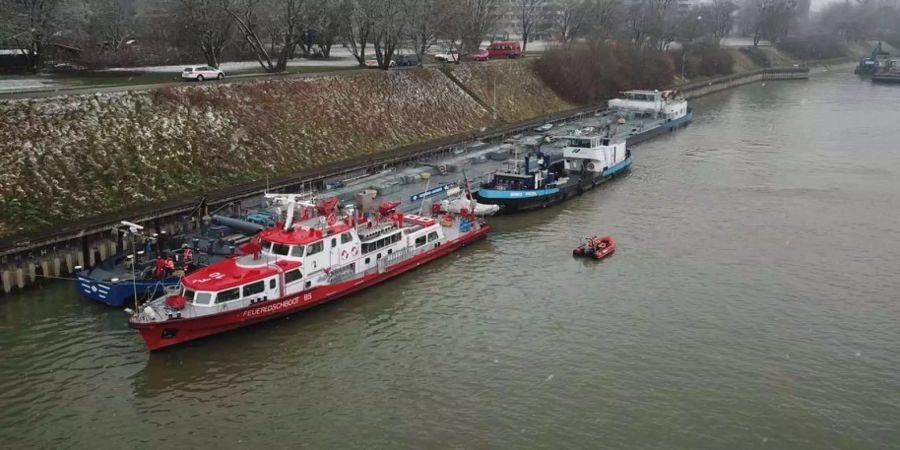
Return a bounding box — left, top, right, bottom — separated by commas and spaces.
777, 32, 848, 60
534, 43, 674, 105
673, 45, 736, 79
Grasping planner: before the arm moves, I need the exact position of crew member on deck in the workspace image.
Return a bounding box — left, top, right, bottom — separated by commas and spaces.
181, 244, 193, 270
164, 256, 175, 278
154, 256, 166, 279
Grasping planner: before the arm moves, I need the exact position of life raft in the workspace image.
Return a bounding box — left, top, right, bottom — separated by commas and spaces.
572, 235, 616, 260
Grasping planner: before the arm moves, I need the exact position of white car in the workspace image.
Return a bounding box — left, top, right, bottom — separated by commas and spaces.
365, 59, 396, 69
433, 50, 460, 63
182, 66, 225, 81
535, 123, 554, 132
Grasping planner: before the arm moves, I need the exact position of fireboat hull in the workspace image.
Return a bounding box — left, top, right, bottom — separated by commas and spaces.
129, 225, 489, 351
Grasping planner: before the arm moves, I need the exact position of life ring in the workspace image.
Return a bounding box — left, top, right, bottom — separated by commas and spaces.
341, 249, 349, 260
351, 246, 359, 256
327, 213, 336, 225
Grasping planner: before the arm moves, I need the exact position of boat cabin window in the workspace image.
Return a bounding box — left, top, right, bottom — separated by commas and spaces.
285, 269, 303, 284
568, 138, 592, 148
341, 232, 353, 244
259, 239, 274, 253
182, 289, 196, 302
215, 287, 240, 304
193, 292, 213, 306
625, 92, 656, 101
362, 232, 401, 254
269, 279, 276, 289
243, 281, 265, 296
306, 241, 324, 256
427, 231, 439, 242
272, 243, 291, 256
290, 245, 305, 257
415, 235, 427, 247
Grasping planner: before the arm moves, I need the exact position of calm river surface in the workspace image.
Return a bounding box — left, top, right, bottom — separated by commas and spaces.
2, 71, 900, 449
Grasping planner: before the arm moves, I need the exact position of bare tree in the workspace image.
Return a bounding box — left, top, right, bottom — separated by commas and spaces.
703, 0, 737, 46
370, 0, 405, 69
404, 0, 455, 66
455, 0, 501, 55
88, 0, 137, 51
738, 0, 798, 46
345, 0, 376, 66
516, 0, 543, 52
589, 0, 621, 40
557, 0, 591, 46
223, 0, 308, 72
304, 0, 347, 58
0, 0, 77, 71
173, 0, 234, 67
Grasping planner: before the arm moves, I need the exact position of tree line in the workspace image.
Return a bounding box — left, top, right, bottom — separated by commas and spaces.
2, 0, 899, 73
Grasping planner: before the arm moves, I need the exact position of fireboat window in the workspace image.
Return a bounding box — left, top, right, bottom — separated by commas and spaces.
216, 287, 240, 303
415, 235, 427, 247
285, 269, 302, 284
193, 292, 213, 306
290, 245, 305, 257
341, 232, 353, 244
243, 281, 265, 296
427, 231, 439, 242
182, 289, 196, 302
306, 241, 324, 256
259, 239, 274, 253
272, 243, 291, 256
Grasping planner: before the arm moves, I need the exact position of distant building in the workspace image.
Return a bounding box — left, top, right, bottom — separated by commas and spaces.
490, 0, 563, 42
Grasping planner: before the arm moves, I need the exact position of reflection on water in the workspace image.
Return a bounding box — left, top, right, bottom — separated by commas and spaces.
2, 72, 900, 449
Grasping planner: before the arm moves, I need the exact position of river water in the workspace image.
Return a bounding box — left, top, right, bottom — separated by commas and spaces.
2, 71, 899, 449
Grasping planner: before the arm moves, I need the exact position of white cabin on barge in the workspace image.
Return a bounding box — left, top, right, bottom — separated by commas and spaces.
562, 134, 630, 176
608, 89, 689, 122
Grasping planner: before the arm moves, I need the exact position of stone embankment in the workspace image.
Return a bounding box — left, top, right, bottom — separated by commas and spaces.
0, 61, 571, 238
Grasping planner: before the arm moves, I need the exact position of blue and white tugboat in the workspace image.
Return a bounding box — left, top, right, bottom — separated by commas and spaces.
474, 133, 632, 212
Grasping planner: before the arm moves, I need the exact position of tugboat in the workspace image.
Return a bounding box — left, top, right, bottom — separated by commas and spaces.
474, 133, 632, 213
75, 206, 276, 307
573, 236, 615, 260
855, 41, 891, 76
128, 193, 489, 351
872, 58, 900, 84
607, 89, 692, 145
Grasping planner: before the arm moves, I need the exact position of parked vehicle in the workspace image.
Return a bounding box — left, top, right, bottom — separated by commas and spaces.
366, 59, 396, 69
393, 54, 418, 66
472, 50, 490, 61
434, 50, 460, 63
486, 41, 522, 59
182, 66, 225, 81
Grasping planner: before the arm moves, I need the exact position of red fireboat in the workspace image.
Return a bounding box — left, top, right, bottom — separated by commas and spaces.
129, 193, 489, 351
572, 235, 615, 260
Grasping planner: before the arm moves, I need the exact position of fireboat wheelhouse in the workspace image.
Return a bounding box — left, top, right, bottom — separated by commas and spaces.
129, 193, 489, 350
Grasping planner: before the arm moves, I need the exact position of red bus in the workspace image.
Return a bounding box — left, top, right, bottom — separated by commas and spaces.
487, 41, 522, 59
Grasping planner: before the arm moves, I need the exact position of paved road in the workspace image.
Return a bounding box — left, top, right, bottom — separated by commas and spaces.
0, 67, 370, 100
0, 42, 552, 100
